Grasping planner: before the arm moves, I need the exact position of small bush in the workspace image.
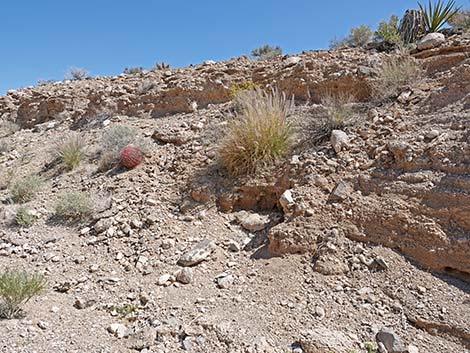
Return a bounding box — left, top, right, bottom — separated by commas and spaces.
0, 270, 46, 319
15, 207, 39, 227
55, 191, 93, 220
312, 92, 355, 144
372, 56, 423, 99
155, 62, 170, 70
10, 175, 43, 203
419, 0, 461, 33
123, 66, 144, 74
65, 67, 89, 80
448, 8, 470, 31
99, 125, 148, 171
330, 25, 373, 49
0, 121, 20, 137
349, 25, 373, 47
218, 87, 294, 175
55, 134, 86, 170
251, 45, 282, 60
375, 15, 402, 45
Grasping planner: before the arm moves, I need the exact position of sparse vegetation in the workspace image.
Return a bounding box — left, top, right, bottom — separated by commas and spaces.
55, 134, 86, 170
312, 91, 355, 144
0, 269, 46, 319
155, 61, 170, 70
10, 175, 43, 203
123, 66, 144, 74
330, 25, 373, 49
99, 125, 148, 171
375, 15, 402, 45
251, 45, 282, 60
418, 0, 461, 33
448, 8, 470, 31
54, 191, 93, 220
65, 67, 89, 80
372, 56, 423, 99
218, 87, 294, 175
15, 207, 39, 227
365, 342, 378, 353
0, 121, 20, 137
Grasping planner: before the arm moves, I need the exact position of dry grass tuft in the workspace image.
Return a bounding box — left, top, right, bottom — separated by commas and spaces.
312, 91, 355, 145
372, 56, 423, 99
0, 269, 46, 319
218, 87, 294, 176
55, 134, 86, 170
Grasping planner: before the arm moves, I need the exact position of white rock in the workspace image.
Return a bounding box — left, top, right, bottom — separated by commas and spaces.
279, 189, 295, 214
330, 130, 349, 153
157, 274, 172, 285
417, 32, 445, 50
108, 323, 128, 338
284, 56, 302, 66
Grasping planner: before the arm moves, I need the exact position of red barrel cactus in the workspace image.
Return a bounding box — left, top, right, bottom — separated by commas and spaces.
120, 145, 144, 169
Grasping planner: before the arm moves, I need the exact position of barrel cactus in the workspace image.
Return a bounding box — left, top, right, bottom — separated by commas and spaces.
120, 145, 143, 169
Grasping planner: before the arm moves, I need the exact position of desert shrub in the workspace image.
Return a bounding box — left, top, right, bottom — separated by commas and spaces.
15, 207, 39, 227
0, 121, 20, 136
375, 15, 403, 44
10, 175, 43, 203
137, 80, 156, 94
349, 25, 373, 47
251, 45, 282, 60
330, 25, 373, 49
218, 87, 294, 175
372, 56, 423, 99
123, 66, 144, 74
229, 81, 258, 98
0, 269, 46, 319
418, 0, 461, 33
54, 191, 93, 220
312, 91, 355, 144
448, 8, 470, 30
155, 61, 170, 70
99, 125, 149, 171
0, 141, 9, 155
55, 134, 86, 170
65, 67, 89, 80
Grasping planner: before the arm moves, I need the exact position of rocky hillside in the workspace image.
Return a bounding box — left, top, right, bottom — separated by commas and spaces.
0, 31, 469, 353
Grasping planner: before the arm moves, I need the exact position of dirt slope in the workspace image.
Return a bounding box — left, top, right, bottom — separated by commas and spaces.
0, 33, 469, 353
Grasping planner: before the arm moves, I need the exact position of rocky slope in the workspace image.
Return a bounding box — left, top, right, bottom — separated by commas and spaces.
0, 32, 469, 353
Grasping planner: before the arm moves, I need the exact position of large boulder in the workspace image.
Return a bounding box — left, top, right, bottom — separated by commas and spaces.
417, 32, 445, 50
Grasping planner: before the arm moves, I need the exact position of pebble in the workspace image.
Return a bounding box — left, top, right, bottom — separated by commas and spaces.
176, 268, 194, 284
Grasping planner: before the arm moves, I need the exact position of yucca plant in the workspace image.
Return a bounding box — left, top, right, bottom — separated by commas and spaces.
418, 0, 461, 33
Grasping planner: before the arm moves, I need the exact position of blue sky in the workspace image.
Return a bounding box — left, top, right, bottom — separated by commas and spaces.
0, 0, 467, 94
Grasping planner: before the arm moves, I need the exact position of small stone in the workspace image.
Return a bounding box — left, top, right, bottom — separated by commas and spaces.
285, 56, 302, 66
178, 239, 215, 266
216, 273, 234, 289
329, 181, 351, 202
376, 327, 407, 353
425, 129, 439, 141
37, 320, 48, 330
408, 345, 419, 353
279, 189, 295, 214
236, 211, 270, 232
330, 130, 349, 153
315, 306, 325, 320
108, 323, 128, 338
227, 240, 240, 252
157, 274, 172, 286
176, 268, 193, 284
